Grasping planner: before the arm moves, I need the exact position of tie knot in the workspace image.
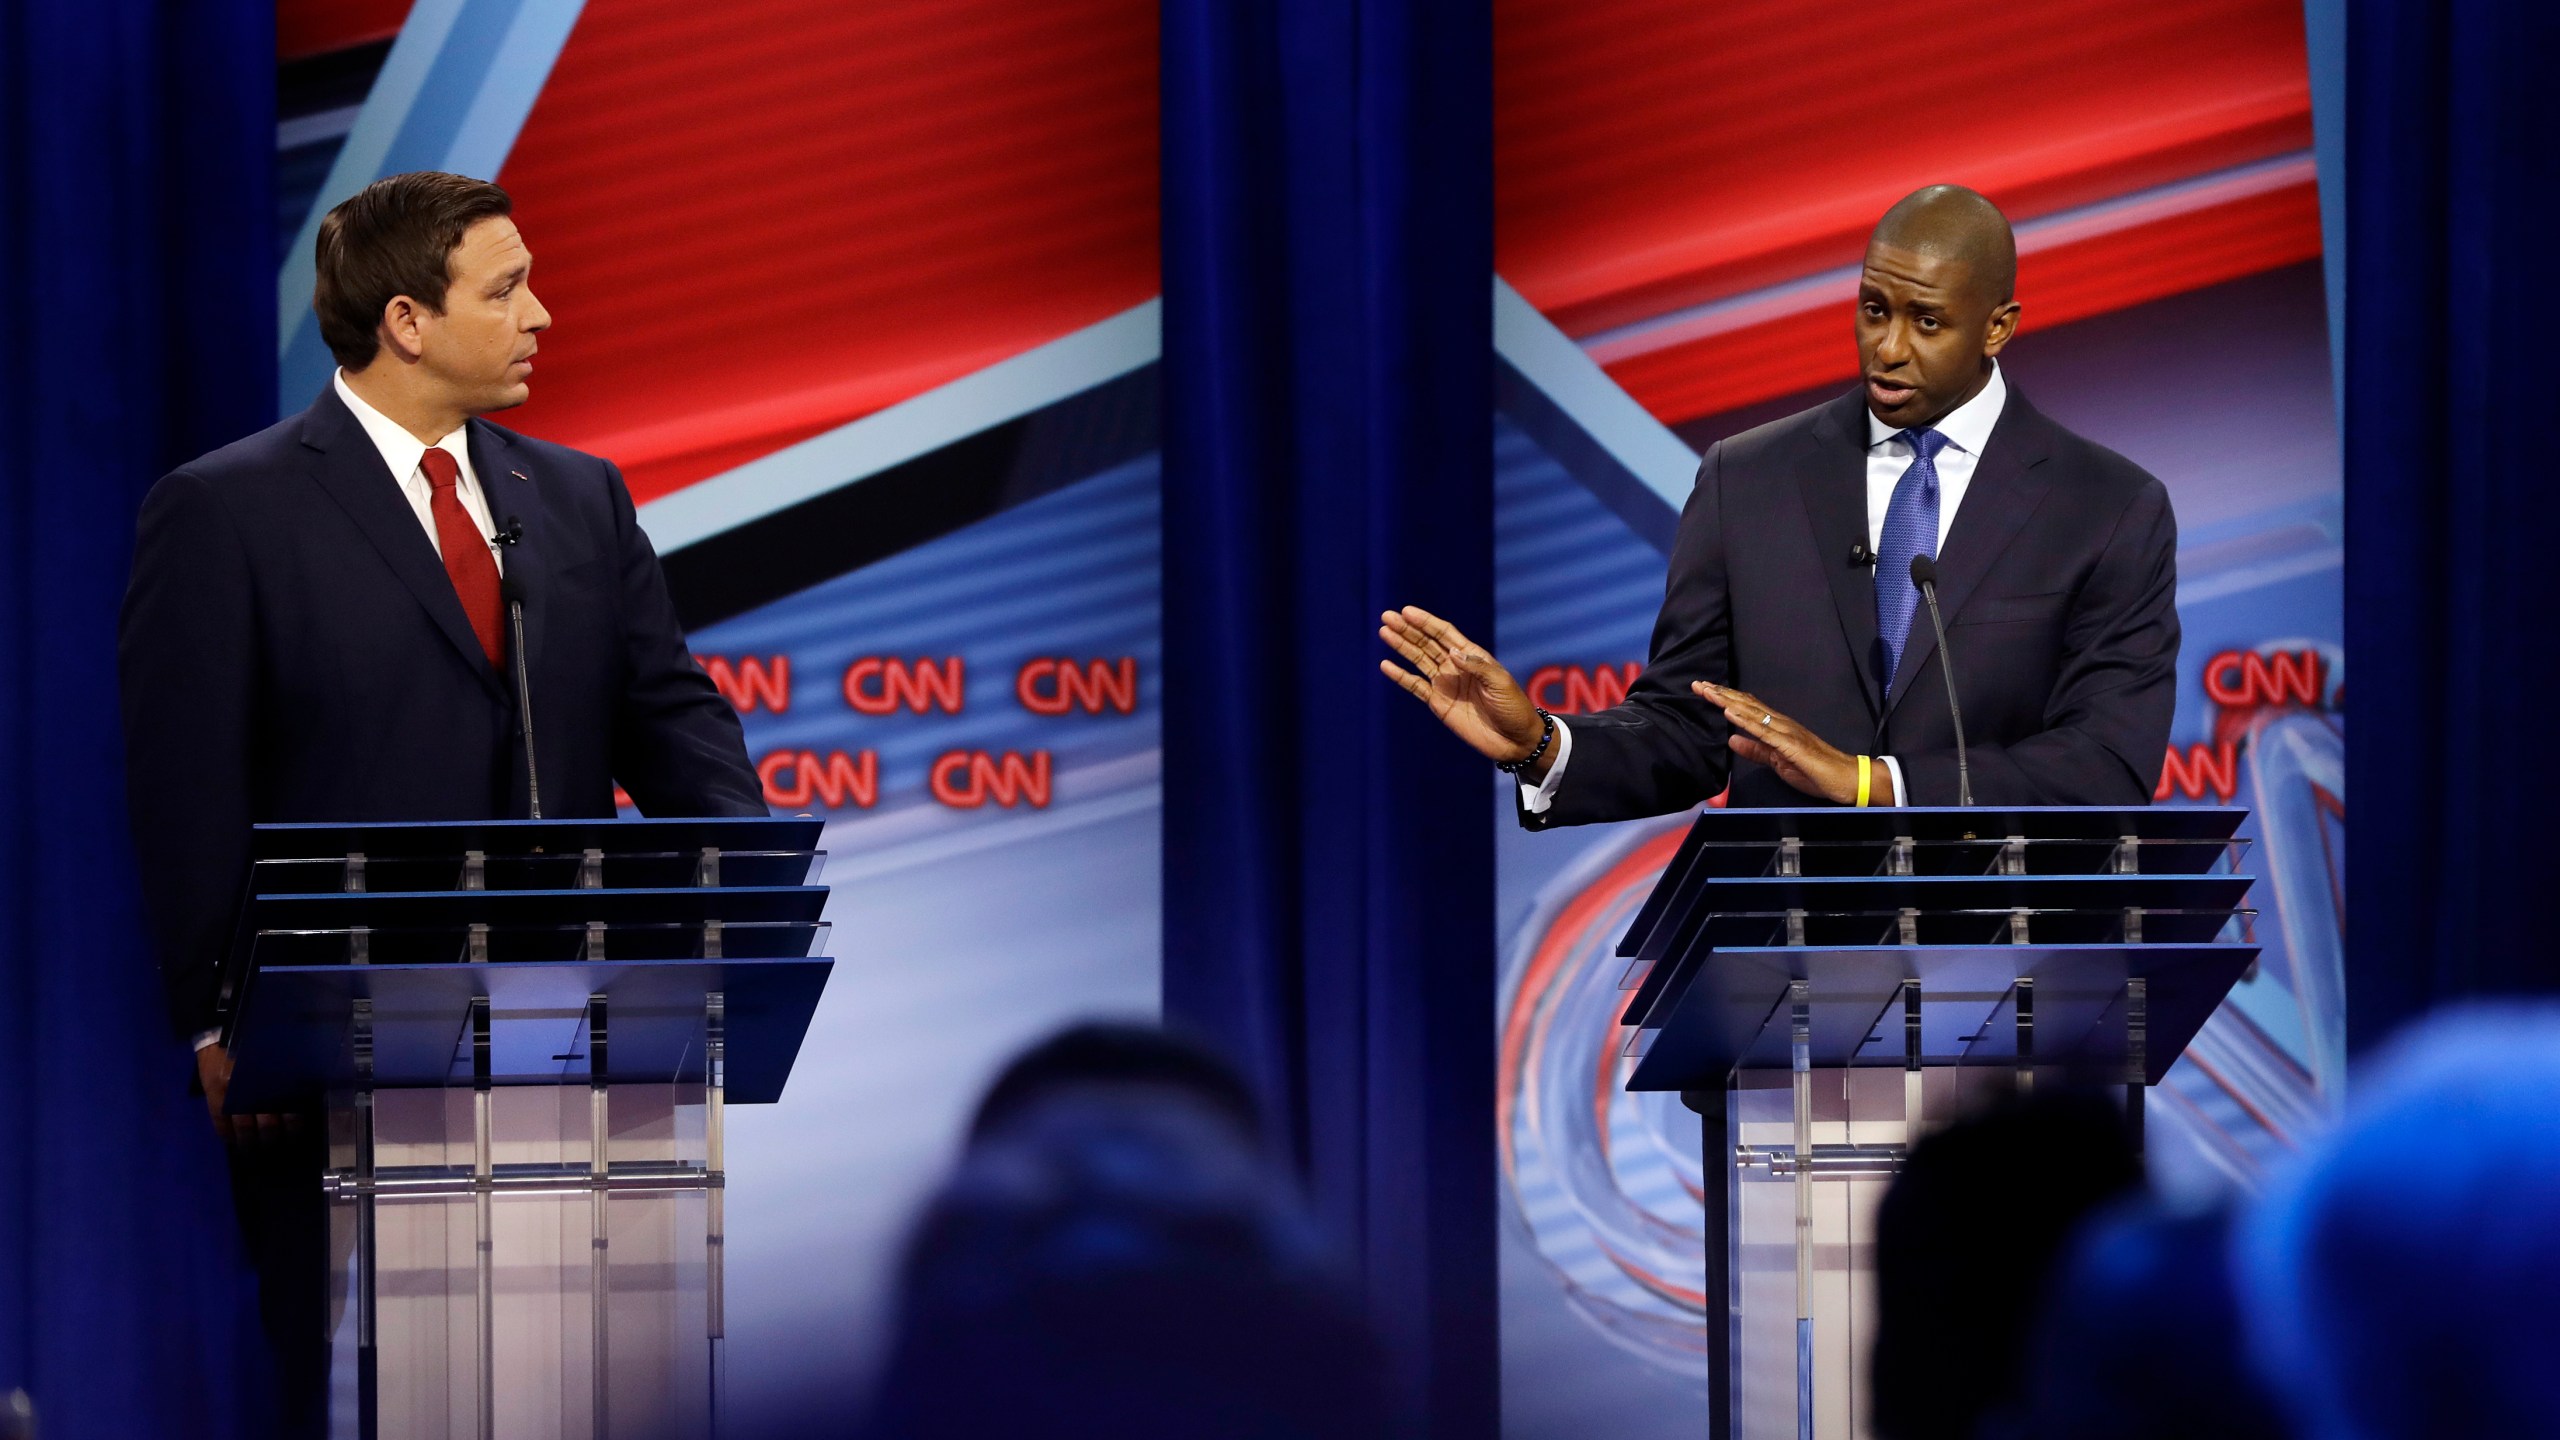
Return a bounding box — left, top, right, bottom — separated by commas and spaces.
1898, 427, 1950, 462
419, 446, 461, 493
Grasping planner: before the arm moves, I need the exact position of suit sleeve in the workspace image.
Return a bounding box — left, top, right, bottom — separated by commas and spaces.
601, 460, 768, 818
1895, 477, 2180, 806
119, 469, 258, 1040
1524, 445, 1735, 828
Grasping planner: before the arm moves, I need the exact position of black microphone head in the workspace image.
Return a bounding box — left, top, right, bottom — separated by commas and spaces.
499, 573, 526, 605
1910, 554, 1939, 587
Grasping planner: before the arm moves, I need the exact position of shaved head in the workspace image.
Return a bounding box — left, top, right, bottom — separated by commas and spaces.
1871, 185, 2018, 306
1854, 186, 2023, 429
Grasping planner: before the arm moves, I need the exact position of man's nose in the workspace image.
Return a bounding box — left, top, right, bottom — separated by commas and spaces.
1872, 319, 1912, 367
524, 289, 551, 332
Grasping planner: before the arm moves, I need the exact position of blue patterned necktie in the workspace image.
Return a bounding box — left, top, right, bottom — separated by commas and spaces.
1875, 427, 1949, 689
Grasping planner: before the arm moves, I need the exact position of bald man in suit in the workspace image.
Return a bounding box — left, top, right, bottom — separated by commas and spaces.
1381, 185, 2177, 817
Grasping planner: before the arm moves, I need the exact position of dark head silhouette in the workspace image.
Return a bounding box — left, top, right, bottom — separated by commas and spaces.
858, 1025, 1390, 1440
967, 1019, 1265, 1145
1871, 1087, 2143, 1440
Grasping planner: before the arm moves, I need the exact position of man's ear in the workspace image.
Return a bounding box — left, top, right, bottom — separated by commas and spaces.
377, 294, 429, 364
1981, 299, 2023, 358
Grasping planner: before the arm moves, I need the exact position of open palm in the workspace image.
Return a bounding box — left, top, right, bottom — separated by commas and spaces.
1377, 605, 1545, 764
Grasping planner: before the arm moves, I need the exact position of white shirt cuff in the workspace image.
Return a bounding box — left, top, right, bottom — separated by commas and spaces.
1518, 727, 1896, 809
1517, 718, 1573, 815
192, 1029, 222, 1052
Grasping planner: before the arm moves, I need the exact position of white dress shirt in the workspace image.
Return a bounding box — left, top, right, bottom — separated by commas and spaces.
194, 375, 509, 1055
1523, 364, 2007, 814
1863, 361, 2003, 556
332, 369, 504, 570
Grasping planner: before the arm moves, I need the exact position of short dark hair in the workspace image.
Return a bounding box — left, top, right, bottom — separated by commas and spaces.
313, 171, 513, 370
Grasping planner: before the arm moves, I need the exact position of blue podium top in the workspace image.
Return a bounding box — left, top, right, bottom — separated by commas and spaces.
222, 816, 840, 1109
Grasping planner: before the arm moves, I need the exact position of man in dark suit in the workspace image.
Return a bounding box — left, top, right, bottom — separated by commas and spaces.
118, 171, 763, 1430
1380, 185, 2177, 815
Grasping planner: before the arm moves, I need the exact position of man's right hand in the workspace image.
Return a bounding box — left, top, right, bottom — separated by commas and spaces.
198, 1041, 295, 1147
1378, 606, 1554, 779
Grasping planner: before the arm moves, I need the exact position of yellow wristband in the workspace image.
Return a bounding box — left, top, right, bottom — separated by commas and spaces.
1856, 754, 1872, 807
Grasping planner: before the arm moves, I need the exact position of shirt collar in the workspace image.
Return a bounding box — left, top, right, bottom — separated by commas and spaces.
333, 369, 473, 486
1865, 360, 2008, 456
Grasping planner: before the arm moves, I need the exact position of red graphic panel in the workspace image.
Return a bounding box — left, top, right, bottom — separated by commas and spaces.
1604, 180, 2321, 424
494, 0, 1160, 503
1497, 0, 2317, 423
279, 0, 413, 59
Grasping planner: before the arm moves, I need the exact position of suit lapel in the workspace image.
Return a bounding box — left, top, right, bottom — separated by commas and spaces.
468, 421, 557, 692
297, 388, 508, 702
1881, 388, 2060, 724
1796, 390, 1883, 720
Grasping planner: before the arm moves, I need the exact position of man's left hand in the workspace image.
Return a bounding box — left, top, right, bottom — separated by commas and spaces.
1692, 682, 1892, 805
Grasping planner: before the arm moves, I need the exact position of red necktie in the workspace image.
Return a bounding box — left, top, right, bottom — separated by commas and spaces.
419, 446, 504, 667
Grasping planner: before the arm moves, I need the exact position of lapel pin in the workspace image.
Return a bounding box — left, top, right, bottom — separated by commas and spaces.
509, 470, 530, 483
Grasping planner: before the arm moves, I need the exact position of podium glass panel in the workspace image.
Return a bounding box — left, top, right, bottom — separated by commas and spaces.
333, 1085, 717, 1440
325, 1006, 729, 1440
225, 818, 833, 1440
1625, 808, 2258, 1439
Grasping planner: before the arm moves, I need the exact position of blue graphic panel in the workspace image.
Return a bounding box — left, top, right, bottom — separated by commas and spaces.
1493, 262, 2343, 1438
680, 457, 1163, 1432
1495, 415, 1713, 1434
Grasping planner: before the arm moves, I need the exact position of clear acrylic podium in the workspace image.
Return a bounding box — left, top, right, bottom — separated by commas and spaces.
217, 818, 836, 1440
1615, 807, 2258, 1440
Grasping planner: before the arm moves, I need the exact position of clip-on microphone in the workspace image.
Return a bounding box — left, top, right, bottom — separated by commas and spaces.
1908, 554, 1971, 807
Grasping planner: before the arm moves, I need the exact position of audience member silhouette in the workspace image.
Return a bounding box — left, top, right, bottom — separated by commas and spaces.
2236, 1005, 2560, 1440
867, 1011, 2560, 1440
2024, 1197, 2288, 1440
964, 1020, 1266, 1145
1870, 1086, 2143, 1440
858, 1022, 1393, 1440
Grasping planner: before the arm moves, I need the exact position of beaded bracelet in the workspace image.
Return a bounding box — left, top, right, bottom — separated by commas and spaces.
1498, 708, 1558, 775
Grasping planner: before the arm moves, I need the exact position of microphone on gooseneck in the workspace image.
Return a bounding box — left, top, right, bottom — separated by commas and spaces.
498, 548, 542, 820
1908, 555, 1972, 807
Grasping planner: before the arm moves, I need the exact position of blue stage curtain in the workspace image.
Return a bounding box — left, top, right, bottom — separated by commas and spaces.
0, 2, 275, 1434
2344, 0, 2560, 1053
1160, 0, 1498, 1433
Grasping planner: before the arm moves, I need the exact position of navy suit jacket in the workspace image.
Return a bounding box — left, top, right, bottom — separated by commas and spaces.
1528, 385, 2179, 825
120, 387, 765, 1038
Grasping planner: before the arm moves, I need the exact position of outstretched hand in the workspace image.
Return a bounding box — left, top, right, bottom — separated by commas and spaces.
1378, 606, 1551, 775
1694, 681, 1890, 805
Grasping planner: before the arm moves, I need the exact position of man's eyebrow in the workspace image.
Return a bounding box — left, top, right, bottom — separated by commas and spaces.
490, 261, 530, 289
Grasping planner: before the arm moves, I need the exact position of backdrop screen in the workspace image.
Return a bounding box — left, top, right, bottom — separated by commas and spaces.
274, 2, 2337, 1430
278, 0, 1162, 1425
1491, 1, 2337, 1430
